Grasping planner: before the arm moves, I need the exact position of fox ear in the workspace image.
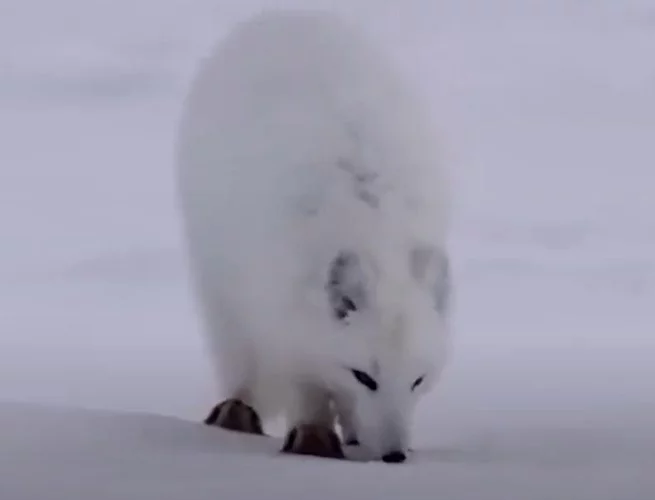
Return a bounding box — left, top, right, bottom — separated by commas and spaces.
326, 251, 367, 320
409, 244, 451, 315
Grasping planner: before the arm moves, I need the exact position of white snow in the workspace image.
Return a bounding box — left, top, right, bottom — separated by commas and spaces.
2, 401, 654, 499
1, 0, 654, 498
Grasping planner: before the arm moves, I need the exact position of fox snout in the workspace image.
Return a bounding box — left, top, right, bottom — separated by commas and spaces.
357, 415, 410, 463
379, 422, 409, 463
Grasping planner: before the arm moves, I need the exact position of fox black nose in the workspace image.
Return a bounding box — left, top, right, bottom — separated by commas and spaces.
382, 451, 406, 463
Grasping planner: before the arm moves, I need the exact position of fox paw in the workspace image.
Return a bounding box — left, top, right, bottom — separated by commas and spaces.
204, 398, 264, 435
281, 424, 345, 459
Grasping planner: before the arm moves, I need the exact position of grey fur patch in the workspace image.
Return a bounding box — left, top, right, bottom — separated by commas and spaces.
409, 245, 434, 282
409, 245, 452, 315
326, 251, 367, 320
356, 189, 379, 208
336, 157, 380, 209
433, 258, 451, 316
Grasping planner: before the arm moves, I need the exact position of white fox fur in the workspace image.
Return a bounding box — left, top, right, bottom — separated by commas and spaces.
175, 9, 453, 460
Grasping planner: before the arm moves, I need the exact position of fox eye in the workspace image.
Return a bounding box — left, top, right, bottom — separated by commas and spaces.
351, 369, 378, 391
411, 376, 425, 391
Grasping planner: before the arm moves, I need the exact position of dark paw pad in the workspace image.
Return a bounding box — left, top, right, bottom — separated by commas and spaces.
204, 399, 264, 435
281, 424, 345, 459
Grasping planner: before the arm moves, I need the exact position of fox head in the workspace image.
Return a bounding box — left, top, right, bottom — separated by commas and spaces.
314, 246, 452, 462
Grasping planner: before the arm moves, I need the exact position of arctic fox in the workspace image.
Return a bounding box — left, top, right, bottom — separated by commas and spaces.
175, 9, 453, 463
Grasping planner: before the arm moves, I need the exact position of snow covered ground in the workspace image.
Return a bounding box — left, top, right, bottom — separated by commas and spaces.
1, 0, 654, 498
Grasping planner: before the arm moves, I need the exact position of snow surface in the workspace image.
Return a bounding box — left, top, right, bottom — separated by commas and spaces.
1, 0, 654, 498
2, 401, 654, 499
